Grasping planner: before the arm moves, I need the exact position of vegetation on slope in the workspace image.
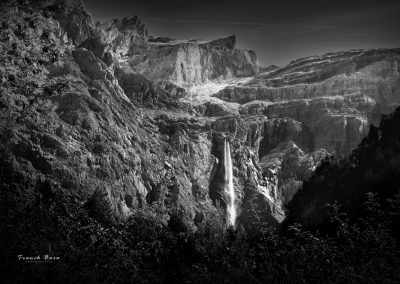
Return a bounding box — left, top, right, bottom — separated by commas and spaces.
287, 107, 400, 230
0, 181, 399, 283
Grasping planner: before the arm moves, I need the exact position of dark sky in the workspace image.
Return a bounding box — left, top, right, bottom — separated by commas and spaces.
83, 0, 400, 66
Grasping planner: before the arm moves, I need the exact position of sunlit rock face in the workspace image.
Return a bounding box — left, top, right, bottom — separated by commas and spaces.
212, 49, 400, 209
242, 98, 371, 157
119, 36, 260, 88
215, 49, 400, 104
216, 49, 400, 135
81, 16, 149, 65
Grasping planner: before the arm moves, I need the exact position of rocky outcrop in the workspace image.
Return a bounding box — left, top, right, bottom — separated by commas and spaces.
215, 50, 400, 106
120, 38, 260, 87
241, 97, 371, 156
208, 117, 286, 225
234, 50, 400, 157
209, 35, 237, 49
82, 16, 149, 65
211, 49, 400, 210
0, 6, 218, 232
31, 0, 96, 45
115, 67, 190, 110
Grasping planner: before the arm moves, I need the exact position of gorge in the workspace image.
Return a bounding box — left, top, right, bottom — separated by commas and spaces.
1, 0, 400, 230
0, 0, 400, 282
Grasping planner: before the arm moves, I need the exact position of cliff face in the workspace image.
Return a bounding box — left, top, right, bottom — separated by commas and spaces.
29, 0, 95, 44
120, 36, 260, 88
216, 50, 400, 115
1, 0, 399, 231
0, 1, 216, 232
82, 16, 149, 65
212, 49, 400, 207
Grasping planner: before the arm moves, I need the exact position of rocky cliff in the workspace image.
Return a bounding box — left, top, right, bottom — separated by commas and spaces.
213, 48, 400, 207
0, 0, 217, 232
1, 0, 399, 231
119, 35, 260, 88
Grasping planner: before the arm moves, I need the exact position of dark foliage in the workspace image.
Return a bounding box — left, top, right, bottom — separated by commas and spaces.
287, 106, 400, 230
0, 182, 399, 283
83, 188, 115, 226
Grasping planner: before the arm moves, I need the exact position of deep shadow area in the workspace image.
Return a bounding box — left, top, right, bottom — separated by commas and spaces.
287, 107, 400, 233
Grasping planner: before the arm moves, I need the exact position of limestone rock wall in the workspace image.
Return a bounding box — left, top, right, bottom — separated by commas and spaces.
212, 49, 400, 211
121, 40, 260, 87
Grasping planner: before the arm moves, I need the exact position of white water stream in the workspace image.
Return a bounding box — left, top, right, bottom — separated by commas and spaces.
224, 139, 236, 227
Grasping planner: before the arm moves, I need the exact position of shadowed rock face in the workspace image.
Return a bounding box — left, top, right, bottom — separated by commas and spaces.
1, 0, 399, 230
209, 36, 237, 50
286, 107, 400, 229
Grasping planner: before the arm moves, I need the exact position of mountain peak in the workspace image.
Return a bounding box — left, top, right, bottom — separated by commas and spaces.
209, 35, 236, 49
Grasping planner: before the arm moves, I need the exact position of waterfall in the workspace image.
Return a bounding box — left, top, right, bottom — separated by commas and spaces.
224, 139, 236, 227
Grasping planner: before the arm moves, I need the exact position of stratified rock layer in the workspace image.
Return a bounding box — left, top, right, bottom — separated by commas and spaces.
213, 49, 400, 209
121, 36, 260, 88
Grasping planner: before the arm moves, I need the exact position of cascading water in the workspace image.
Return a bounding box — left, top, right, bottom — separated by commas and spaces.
224, 139, 236, 227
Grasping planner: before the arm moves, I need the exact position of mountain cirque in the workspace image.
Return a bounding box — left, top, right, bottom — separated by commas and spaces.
1, 0, 400, 229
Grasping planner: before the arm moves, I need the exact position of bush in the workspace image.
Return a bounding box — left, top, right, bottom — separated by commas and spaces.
83, 188, 114, 226
1, 182, 399, 283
